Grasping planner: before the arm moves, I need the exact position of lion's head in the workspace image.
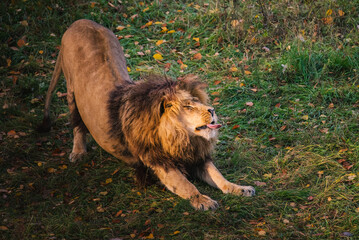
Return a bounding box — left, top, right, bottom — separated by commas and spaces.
109, 74, 221, 167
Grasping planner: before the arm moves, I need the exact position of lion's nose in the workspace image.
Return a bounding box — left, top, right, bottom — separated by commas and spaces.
208, 108, 215, 116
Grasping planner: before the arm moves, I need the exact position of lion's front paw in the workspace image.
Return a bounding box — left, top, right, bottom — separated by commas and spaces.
190, 194, 219, 210
228, 184, 255, 197
69, 152, 86, 163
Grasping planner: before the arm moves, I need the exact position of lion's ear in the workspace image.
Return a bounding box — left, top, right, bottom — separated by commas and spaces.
160, 99, 173, 117
178, 74, 209, 104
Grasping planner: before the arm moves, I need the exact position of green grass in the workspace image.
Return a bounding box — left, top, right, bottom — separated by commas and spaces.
1, 0, 358, 239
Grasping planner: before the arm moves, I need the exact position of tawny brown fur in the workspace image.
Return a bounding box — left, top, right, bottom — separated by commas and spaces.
39, 19, 255, 210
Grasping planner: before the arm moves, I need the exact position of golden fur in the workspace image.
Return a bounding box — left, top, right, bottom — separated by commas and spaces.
39, 19, 255, 210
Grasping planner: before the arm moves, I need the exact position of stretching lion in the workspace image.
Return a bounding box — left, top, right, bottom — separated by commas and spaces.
38, 19, 255, 210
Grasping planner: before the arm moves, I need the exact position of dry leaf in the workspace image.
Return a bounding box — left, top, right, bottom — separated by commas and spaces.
193, 52, 202, 60
116, 26, 125, 31
156, 40, 164, 46
17, 38, 26, 48
246, 102, 254, 107
244, 70, 252, 75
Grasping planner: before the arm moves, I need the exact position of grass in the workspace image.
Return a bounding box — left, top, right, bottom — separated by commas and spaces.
1, 0, 358, 239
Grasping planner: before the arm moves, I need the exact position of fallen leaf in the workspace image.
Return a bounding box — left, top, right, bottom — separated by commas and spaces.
0, 226, 9, 231
280, 125, 287, 131
7, 130, 16, 136
214, 80, 221, 85
301, 115, 309, 120
275, 103, 281, 108
232, 125, 240, 130
167, 30, 176, 34
156, 40, 165, 46
193, 37, 199, 42
338, 10, 345, 16
254, 181, 266, 186
153, 53, 163, 60
258, 230, 266, 236
105, 178, 113, 184
142, 7, 149, 12
244, 70, 252, 75
230, 66, 238, 72
193, 52, 202, 60
116, 26, 125, 31
246, 102, 254, 107
145, 233, 154, 239
17, 38, 26, 48
326, 9, 333, 16
328, 103, 334, 109
97, 205, 105, 212
283, 219, 290, 224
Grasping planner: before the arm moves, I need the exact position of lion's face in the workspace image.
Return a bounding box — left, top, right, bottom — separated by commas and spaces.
179, 92, 221, 141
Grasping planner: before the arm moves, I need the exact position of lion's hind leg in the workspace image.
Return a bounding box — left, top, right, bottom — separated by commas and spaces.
67, 92, 88, 162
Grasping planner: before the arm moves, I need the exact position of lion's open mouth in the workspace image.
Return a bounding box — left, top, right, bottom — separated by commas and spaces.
196, 123, 222, 131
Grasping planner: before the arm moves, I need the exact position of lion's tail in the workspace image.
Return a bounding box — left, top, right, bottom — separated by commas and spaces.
37, 51, 63, 132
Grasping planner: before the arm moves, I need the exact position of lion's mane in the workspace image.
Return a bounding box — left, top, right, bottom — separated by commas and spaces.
108, 75, 215, 180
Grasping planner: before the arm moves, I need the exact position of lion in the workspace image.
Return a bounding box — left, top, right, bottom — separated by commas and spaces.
38, 19, 255, 210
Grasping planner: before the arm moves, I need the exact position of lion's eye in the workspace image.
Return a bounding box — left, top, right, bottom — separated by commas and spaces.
184, 105, 193, 110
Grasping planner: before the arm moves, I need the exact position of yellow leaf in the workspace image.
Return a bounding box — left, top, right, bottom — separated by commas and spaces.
47, 168, 56, 173
58, 165, 67, 170
193, 37, 200, 42
326, 9, 332, 16
173, 231, 180, 235
244, 70, 252, 75
7, 58, 11, 67
130, 233, 136, 238
338, 10, 345, 16
145, 21, 153, 27
90, 2, 96, 8
153, 53, 163, 60
116, 26, 125, 31
180, 64, 187, 70
239, 82, 245, 87
230, 66, 238, 72
145, 233, 154, 239
127, 67, 131, 72
39, 50, 44, 54
156, 40, 165, 46
161, 26, 168, 33
167, 30, 176, 34
105, 178, 112, 184
154, 21, 163, 25
143, 7, 149, 12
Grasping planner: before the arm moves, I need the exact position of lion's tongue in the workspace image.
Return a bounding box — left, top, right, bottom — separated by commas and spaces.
207, 124, 222, 129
